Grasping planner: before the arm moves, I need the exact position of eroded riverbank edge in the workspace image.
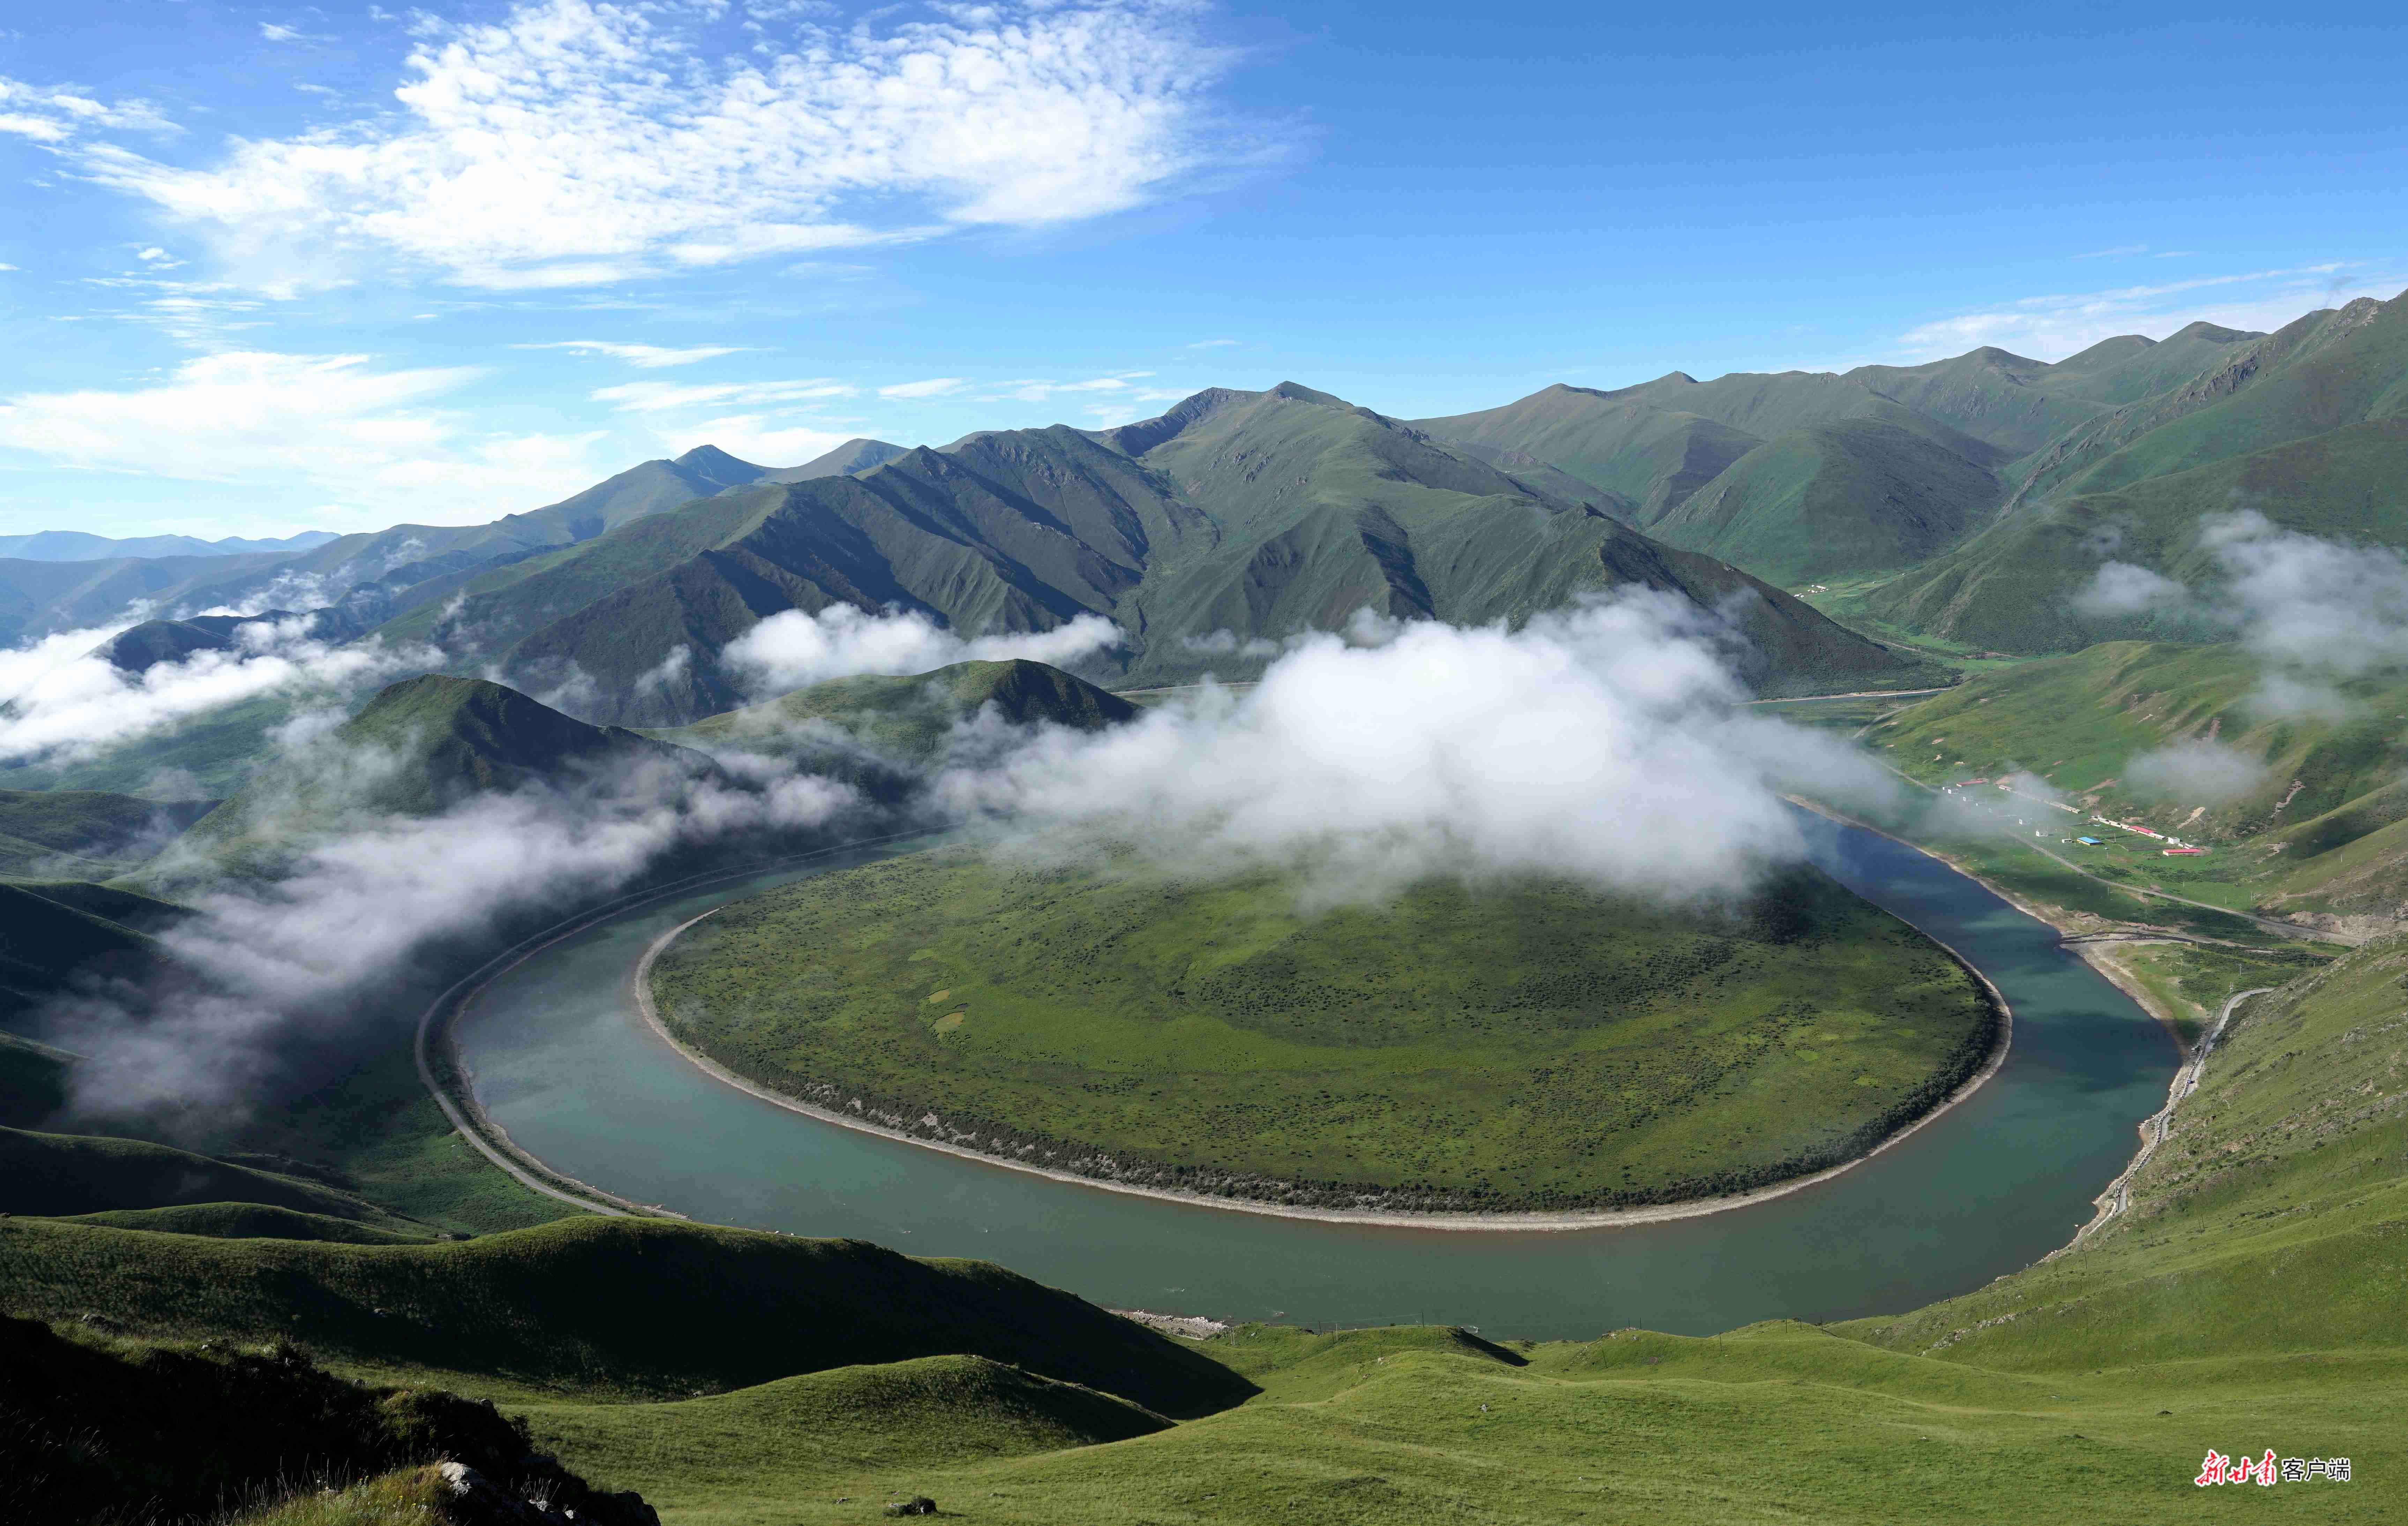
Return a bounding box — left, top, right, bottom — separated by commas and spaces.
623, 855, 2018, 1234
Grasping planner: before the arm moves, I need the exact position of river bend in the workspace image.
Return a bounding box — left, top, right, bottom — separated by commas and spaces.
453, 815, 2174, 1341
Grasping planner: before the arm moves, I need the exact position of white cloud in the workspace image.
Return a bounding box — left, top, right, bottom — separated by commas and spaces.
0, 264, 18, 273
2074, 560, 2187, 616
2207, 511, 2408, 677
0, 617, 445, 768
2072, 516, 2408, 710
1186, 337, 1240, 348
976, 372, 1157, 403
725, 604, 1124, 694
54, 727, 858, 1117
2072, 244, 2151, 259
0, 75, 175, 143
1894, 266, 2408, 362
879, 377, 969, 399
2123, 739, 2266, 804
0, 350, 605, 526
938, 592, 1895, 903
1180, 628, 1282, 657
518, 340, 752, 368
74, 0, 1232, 290
593, 378, 852, 412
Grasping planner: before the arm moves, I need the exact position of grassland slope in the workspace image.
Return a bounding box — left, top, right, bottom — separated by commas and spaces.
1862, 642, 2408, 921
1648, 406, 2007, 583
0, 1214, 1255, 1416
0, 1126, 419, 1227
1854, 291, 2408, 649
353, 383, 1937, 721
152, 675, 715, 890
659, 659, 1136, 770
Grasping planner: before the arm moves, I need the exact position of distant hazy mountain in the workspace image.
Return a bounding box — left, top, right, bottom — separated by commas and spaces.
755, 437, 908, 484
0, 446, 777, 650
88, 612, 302, 675
356, 380, 1940, 726
0, 529, 337, 563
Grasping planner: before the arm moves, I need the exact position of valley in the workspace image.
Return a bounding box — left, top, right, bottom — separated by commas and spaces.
7, 296, 2408, 1523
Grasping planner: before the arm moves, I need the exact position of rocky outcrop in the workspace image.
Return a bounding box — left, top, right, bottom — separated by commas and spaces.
436, 1457, 660, 1526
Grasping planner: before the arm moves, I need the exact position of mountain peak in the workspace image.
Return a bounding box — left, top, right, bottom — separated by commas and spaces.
672, 444, 762, 478
1093, 387, 1261, 456
2164, 321, 2260, 343
1268, 381, 1347, 405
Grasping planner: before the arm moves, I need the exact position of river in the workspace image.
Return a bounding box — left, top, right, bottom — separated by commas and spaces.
452, 812, 2174, 1341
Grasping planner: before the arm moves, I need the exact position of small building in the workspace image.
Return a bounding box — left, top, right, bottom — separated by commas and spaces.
2076, 836, 2103, 846
2162, 847, 2207, 856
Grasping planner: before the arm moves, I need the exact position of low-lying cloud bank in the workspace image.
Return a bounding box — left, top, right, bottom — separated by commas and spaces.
2123, 737, 2268, 804
51, 742, 858, 1121
939, 591, 1898, 903
45, 590, 1921, 1125
724, 604, 1124, 695
0, 615, 440, 769
2078, 512, 2408, 713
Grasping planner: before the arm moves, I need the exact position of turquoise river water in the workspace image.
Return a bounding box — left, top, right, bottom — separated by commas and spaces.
453, 814, 2176, 1342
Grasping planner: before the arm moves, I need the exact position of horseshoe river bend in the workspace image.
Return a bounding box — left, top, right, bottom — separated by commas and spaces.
449, 813, 2177, 1341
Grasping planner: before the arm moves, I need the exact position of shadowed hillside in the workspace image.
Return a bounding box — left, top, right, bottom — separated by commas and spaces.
661, 658, 1138, 769
349, 383, 1938, 723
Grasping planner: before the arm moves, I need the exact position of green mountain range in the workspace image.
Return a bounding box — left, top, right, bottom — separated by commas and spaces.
349, 382, 1933, 725
1414, 290, 2408, 656
147, 675, 713, 892
1409, 320, 2282, 591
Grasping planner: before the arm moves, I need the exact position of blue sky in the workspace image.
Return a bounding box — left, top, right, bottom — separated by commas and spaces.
1, 0, 2401, 538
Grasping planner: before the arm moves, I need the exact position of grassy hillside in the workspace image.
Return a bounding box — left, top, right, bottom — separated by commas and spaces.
1104, 384, 1941, 694
1861, 642, 2408, 920
1859, 414, 2408, 653
0, 882, 173, 1030
0, 1214, 1255, 1416
50, 1203, 435, 1244
0, 789, 211, 876
1648, 407, 2006, 583
1854, 292, 2408, 650
152, 675, 714, 889
12, 923, 2405, 1523
1847, 927, 2408, 1370
661, 659, 1137, 769
518, 1354, 1170, 1504
0, 1126, 424, 1228
0, 1030, 73, 1126
1411, 326, 2278, 603
348, 383, 1936, 723
649, 847, 1997, 1211
1409, 382, 1767, 516
0, 1312, 648, 1526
